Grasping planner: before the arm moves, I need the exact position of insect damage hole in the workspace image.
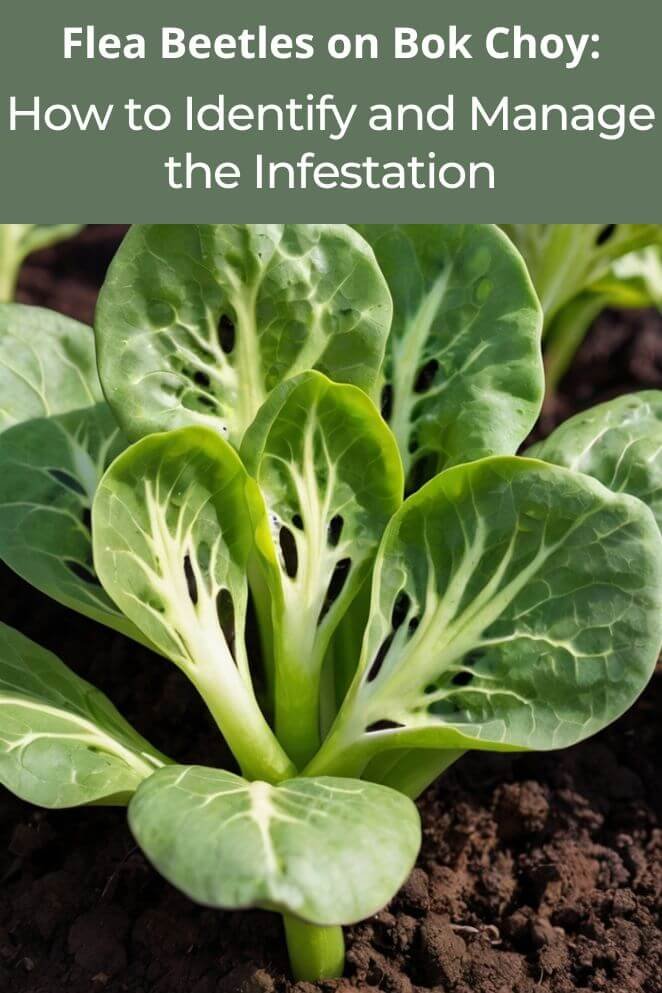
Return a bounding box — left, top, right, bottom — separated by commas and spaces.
317, 557, 351, 625
216, 588, 237, 661
279, 527, 298, 578
595, 224, 616, 245
365, 719, 404, 733
217, 314, 235, 354
380, 383, 393, 421
367, 591, 412, 682
414, 358, 439, 394
183, 554, 198, 605
193, 369, 211, 389
327, 514, 344, 547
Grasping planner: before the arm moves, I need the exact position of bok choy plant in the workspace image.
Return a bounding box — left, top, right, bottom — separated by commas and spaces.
1, 224, 661, 983
502, 224, 662, 395
0, 224, 83, 302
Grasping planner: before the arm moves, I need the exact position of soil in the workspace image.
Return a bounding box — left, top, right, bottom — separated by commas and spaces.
1, 227, 660, 993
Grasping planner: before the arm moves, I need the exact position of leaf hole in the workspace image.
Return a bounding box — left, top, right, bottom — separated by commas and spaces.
595, 224, 616, 246
414, 358, 439, 394
380, 383, 393, 421
183, 555, 198, 605
216, 588, 236, 662
451, 669, 474, 687
48, 468, 86, 497
407, 616, 420, 638
217, 314, 236, 354
65, 559, 100, 586
292, 513, 304, 531
193, 369, 211, 389
367, 632, 394, 682
391, 591, 411, 630
81, 507, 92, 532
327, 514, 344, 548
365, 719, 404, 733
279, 527, 298, 579
317, 557, 351, 625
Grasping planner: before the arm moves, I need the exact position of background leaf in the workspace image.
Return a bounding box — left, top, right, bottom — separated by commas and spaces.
354, 225, 543, 488
129, 766, 420, 926
0, 304, 142, 639
95, 225, 392, 446
529, 392, 662, 531
310, 458, 662, 774
0, 304, 101, 429
0, 622, 164, 807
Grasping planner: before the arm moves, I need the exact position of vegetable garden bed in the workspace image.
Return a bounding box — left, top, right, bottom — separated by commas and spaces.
1, 226, 661, 993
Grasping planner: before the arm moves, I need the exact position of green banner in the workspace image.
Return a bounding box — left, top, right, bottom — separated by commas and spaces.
0, 0, 659, 219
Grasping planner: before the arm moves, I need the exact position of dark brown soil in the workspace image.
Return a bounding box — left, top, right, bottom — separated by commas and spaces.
1, 228, 660, 993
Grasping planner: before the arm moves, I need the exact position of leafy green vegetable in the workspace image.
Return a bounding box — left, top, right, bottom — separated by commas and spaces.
2, 225, 662, 984
0, 304, 100, 429
502, 225, 662, 393
241, 371, 402, 766
92, 425, 294, 783
354, 225, 543, 485
95, 225, 392, 447
502, 225, 662, 323
307, 457, 662, 777
0, 225, 83, 302
0, 305, 144, 639
0, 622, 164, 807
529, 392, 662, 531
129, 766, 420, 925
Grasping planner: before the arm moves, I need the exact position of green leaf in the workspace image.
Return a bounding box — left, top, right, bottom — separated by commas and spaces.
590, 246, 662, 309
502, 224, 662, 323
240, 372, 402, 766
529, 392, 662, 532
0, 406, 141, 635
307, 457, 662, 776
95, 225, 392, 446
92, 426, 294, 783
354, 225, 543, 486
0, 621, 164, 808
0, 304, 101, 429
129, 765, 420, 925
0, 227, 83, 302
0, 304, 144, 639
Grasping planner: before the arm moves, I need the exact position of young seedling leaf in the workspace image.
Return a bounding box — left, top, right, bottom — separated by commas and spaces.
354, 225, 543, 486
129, 765, 420, 926
307, 457, 662, 776
0, 622, 164, 807
92, 426, 294, 782
0, 305, 144, 640
529, 392, 662, 531
240, 372, 403, 765
95, 225, 392, 446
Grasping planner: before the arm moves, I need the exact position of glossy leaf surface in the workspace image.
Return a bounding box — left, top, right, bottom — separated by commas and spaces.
529, 392, 662, 531
95, 224, 392, 446
0, 305, 139, 637
354, 225, 543, 485
309, 457, 662, 774
0, 622, 163, 807
129, 766, 420, 925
